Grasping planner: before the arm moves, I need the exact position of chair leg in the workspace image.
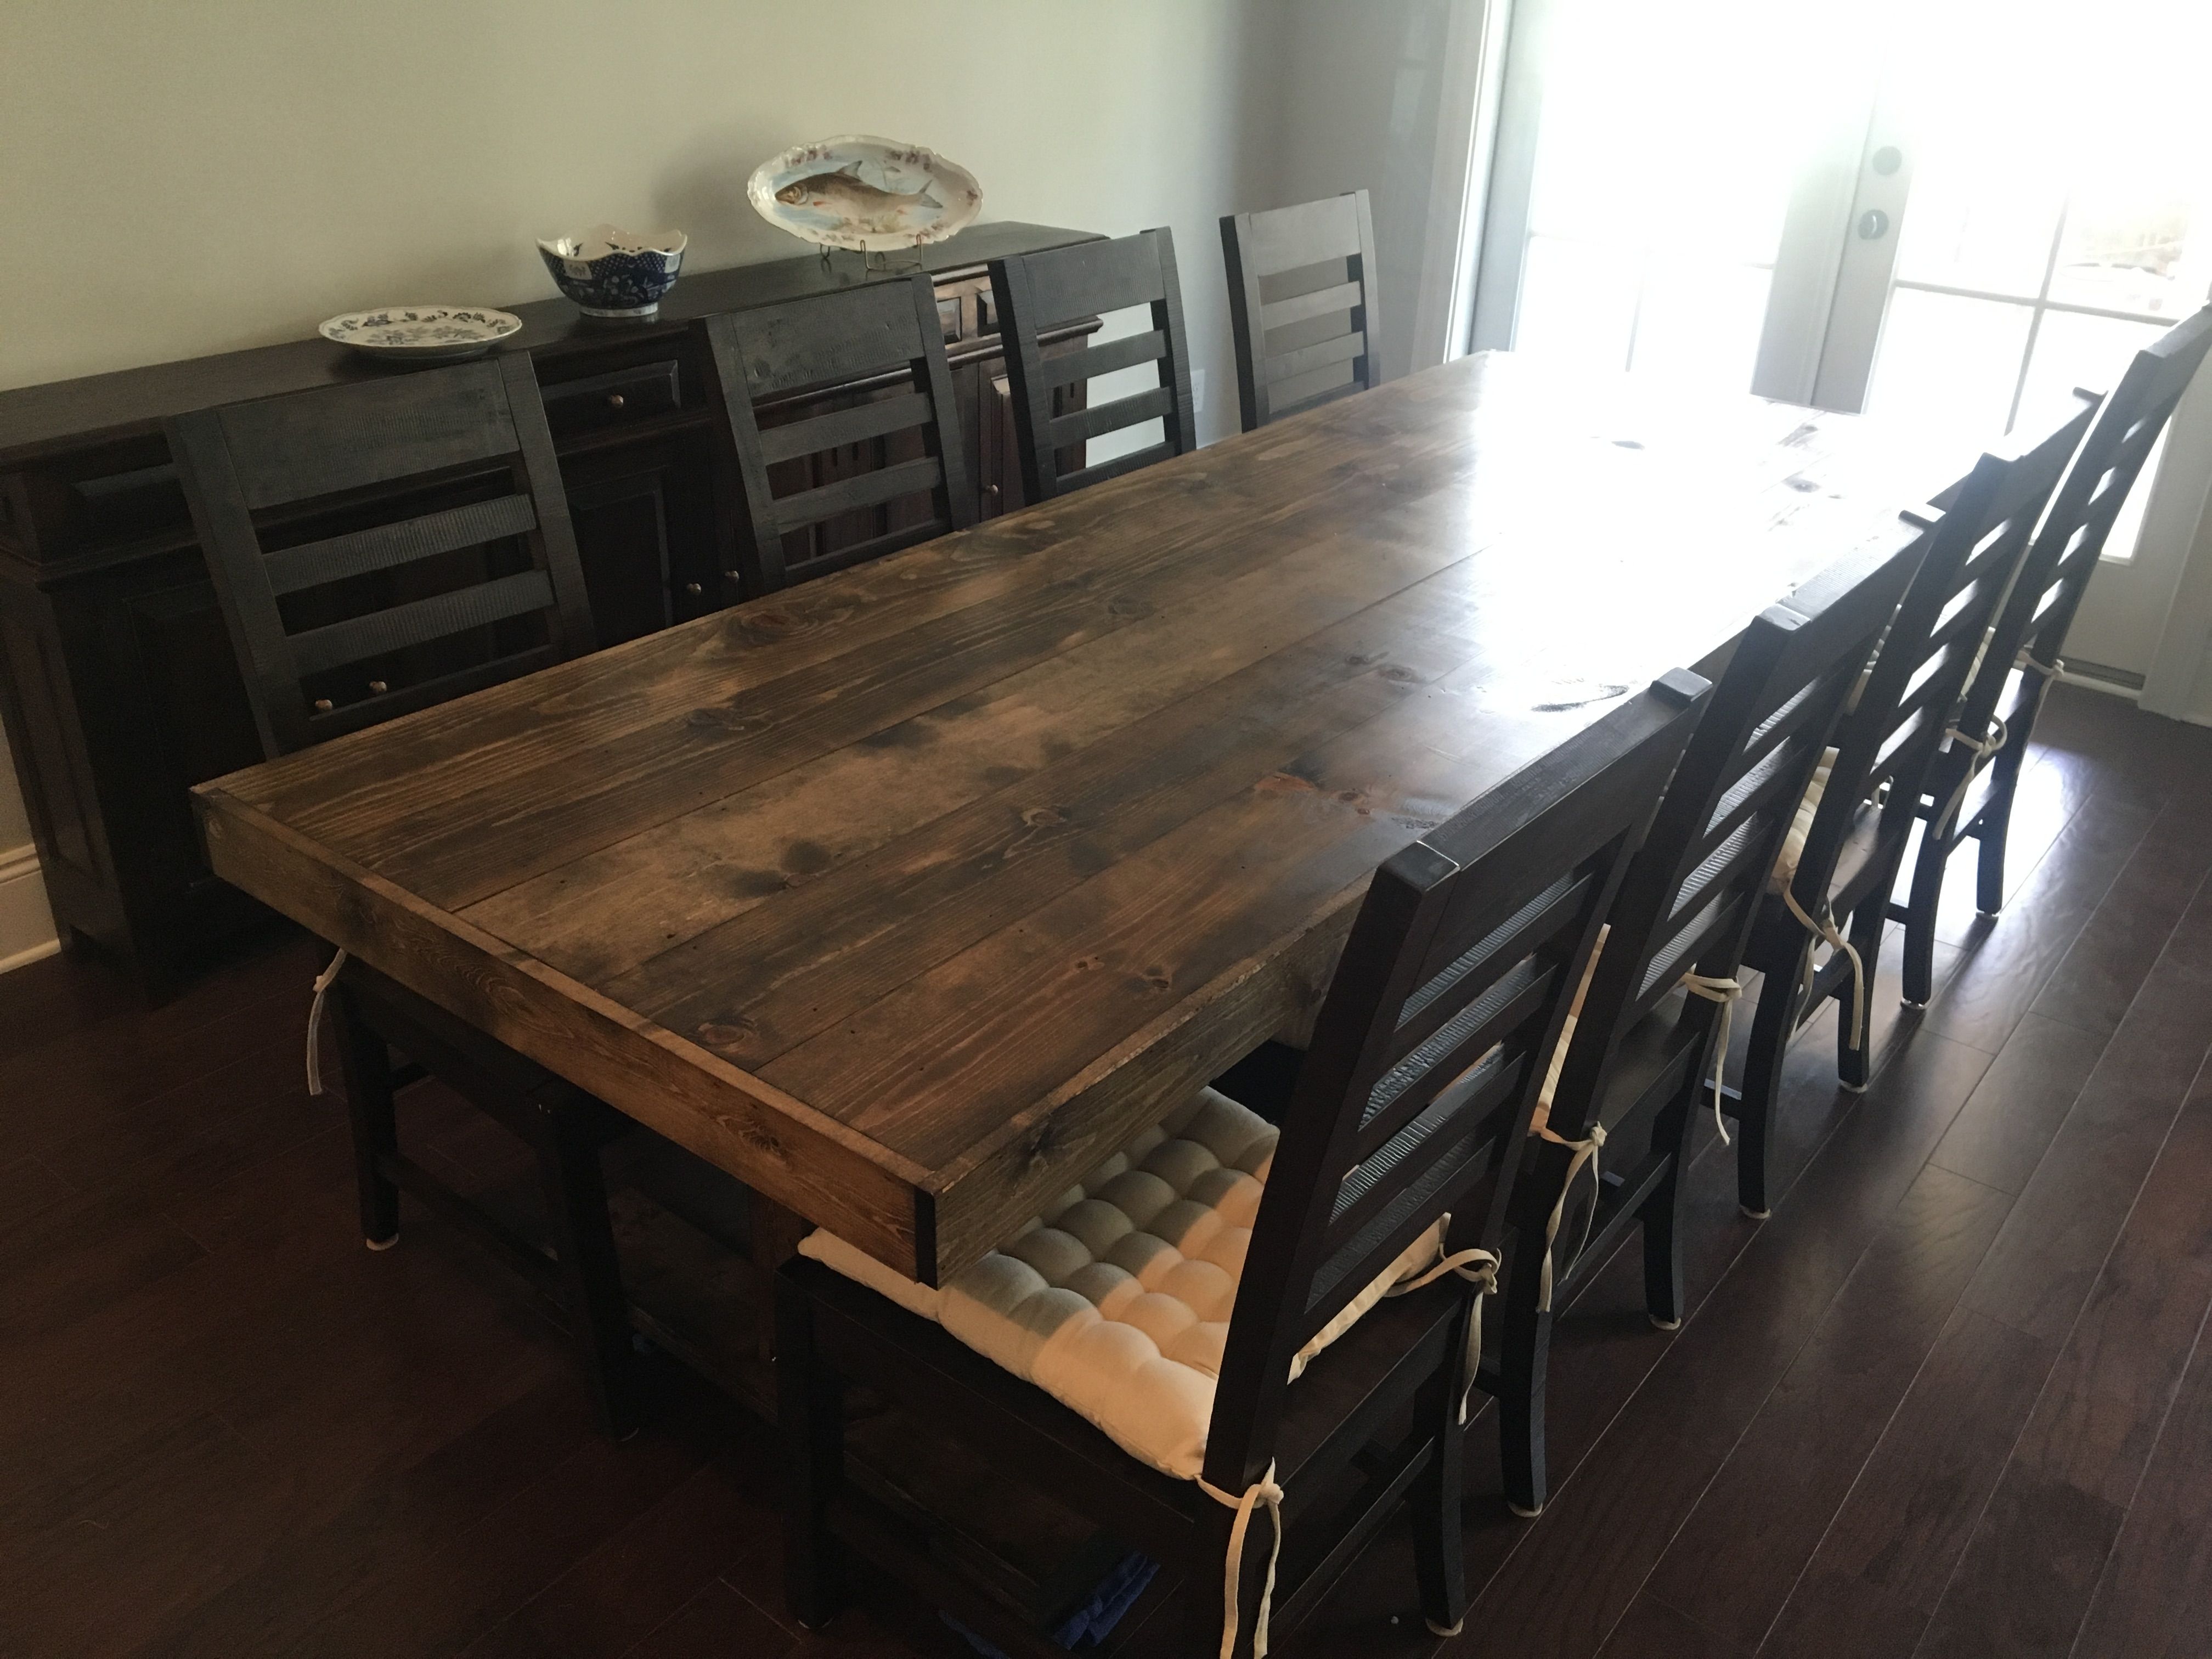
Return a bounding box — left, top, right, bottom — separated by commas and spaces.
1735, 957, 1802, 1220
1640, 1167, 1686, 1334
331, 984, 400, 1249
1496, 1225, 1554, 1517
778, 1269, 846, 1632
1836, 895, 1888, 1094
1976, 755, 2022, 915
534, 1105, 637, 1438
1900, 820, 1950, 1008
1410, 1306, 1469, 1637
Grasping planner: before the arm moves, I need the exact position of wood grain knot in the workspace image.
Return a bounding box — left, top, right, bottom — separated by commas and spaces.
1255, 772, 1319, 796
1785, 474, 1821, 492
695, 1019, 759, 1054
1020, 805, 1068, 828
781, 839, 833, 877
686, 706, 772, 737
1020, 1120, 1068, 1170
1380, 664, 1421, 684
1072, 955, 1105, 974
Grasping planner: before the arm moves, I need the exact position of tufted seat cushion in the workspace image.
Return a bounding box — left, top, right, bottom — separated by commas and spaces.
799, 1086, 1443, 1481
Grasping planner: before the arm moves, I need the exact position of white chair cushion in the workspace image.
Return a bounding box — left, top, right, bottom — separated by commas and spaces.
799, 1085, 1443, 1481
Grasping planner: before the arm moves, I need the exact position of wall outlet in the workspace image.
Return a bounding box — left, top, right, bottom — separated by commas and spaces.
1192, 368, 1206, 413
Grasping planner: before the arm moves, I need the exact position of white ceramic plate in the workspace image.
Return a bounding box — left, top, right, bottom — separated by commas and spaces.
319, 306, 524, 363
747, 136, 983, 253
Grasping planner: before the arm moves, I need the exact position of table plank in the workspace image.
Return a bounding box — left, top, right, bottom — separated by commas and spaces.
195, 352, 1937, 1282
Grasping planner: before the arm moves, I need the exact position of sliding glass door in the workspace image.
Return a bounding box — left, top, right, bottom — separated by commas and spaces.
1471, 0, 2212, 684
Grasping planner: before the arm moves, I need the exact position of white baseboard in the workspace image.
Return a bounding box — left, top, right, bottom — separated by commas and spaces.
0, 842, 60, 974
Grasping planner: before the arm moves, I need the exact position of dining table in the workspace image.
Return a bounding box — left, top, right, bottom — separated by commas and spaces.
191, 348, 1939, 1289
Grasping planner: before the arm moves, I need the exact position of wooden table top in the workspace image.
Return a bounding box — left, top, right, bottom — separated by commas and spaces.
194, 351, 1936, 1282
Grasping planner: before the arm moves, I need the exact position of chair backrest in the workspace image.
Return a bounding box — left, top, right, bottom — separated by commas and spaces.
1221, 190, 1384, 431
987, 228, 1198, 503
168, 354, 596, 758
1791, 394, 2099, 915
1961, 304, 2212, 735
1548, 538, 1927, 1130
1203, 669, 1712, 1489
698, 274, 975, 595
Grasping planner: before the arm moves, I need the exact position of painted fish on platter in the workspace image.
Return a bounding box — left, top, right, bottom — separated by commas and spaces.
748, 135, 982, 253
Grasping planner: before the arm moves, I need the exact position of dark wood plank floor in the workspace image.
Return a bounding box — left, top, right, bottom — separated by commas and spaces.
5, 682, 2210, 1659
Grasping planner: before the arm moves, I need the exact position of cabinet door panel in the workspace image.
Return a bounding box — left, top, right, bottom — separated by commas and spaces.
562, 432, 719, 644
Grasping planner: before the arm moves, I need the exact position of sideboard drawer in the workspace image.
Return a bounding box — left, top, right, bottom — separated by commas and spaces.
540, 359, 684, 438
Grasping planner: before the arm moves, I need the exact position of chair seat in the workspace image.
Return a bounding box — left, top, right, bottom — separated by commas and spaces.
800, 1086, 1444, 1481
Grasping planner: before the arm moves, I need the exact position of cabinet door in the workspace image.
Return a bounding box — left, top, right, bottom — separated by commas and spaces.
562, 432, 719, 645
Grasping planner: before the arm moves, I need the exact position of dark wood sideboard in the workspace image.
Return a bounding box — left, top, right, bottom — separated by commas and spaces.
0, 221, 1099, 995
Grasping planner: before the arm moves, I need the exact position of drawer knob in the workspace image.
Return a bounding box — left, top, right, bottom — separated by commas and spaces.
368, 679, 388, 695
685, 581, 704, 597
313, 698, 333, 713
606, 392, 627, 410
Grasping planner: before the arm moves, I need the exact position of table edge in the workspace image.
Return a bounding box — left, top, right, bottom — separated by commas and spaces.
193, 782, 934, 1277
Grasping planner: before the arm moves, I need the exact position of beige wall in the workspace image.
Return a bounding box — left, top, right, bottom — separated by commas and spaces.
1, 0, 1280, 398
0, 0, 1292, 966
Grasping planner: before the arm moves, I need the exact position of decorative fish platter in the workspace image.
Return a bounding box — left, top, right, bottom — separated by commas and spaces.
319, 306, 522, 364
747, 136, 982, 253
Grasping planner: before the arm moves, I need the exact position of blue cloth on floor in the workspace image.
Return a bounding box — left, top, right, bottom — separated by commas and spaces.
944, 1551, 1161, 1657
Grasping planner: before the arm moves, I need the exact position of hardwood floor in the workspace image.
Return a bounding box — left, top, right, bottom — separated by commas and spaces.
4, 682, 2210, 1659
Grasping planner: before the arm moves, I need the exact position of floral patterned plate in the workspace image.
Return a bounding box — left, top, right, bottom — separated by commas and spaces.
748, 136, 982, 253
319, 306, 524, 364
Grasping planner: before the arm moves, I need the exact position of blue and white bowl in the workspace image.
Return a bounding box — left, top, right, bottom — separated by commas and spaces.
536, 225, 687, 319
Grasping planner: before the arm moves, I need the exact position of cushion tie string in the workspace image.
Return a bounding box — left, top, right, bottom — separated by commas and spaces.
305, 947, 348, 1097
1933, 717, 2008, 838
1533, 1121, 1606, 1312
1388, 1244, 1502, 1423
1781, 886, 1864, 1053
2017, 648, 2064, 729
1195, 1460, 1284, 1659
1679, 973, 1743, 1146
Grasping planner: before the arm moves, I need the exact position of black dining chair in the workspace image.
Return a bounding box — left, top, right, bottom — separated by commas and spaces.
775, 674, 1707, 1658
987, 228, 1199, 503
1896, 305, 2212, 1004
1489, 536, 1925, 1517
697, 272, 975, 597
169, 357, 643, 1435
1221, 190, 1384, 431
1730, 393, 2100, 1220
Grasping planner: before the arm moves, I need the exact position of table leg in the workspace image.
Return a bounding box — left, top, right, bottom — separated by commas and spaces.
536, 1104, 639, 1438
751, 1193, 813, 1361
